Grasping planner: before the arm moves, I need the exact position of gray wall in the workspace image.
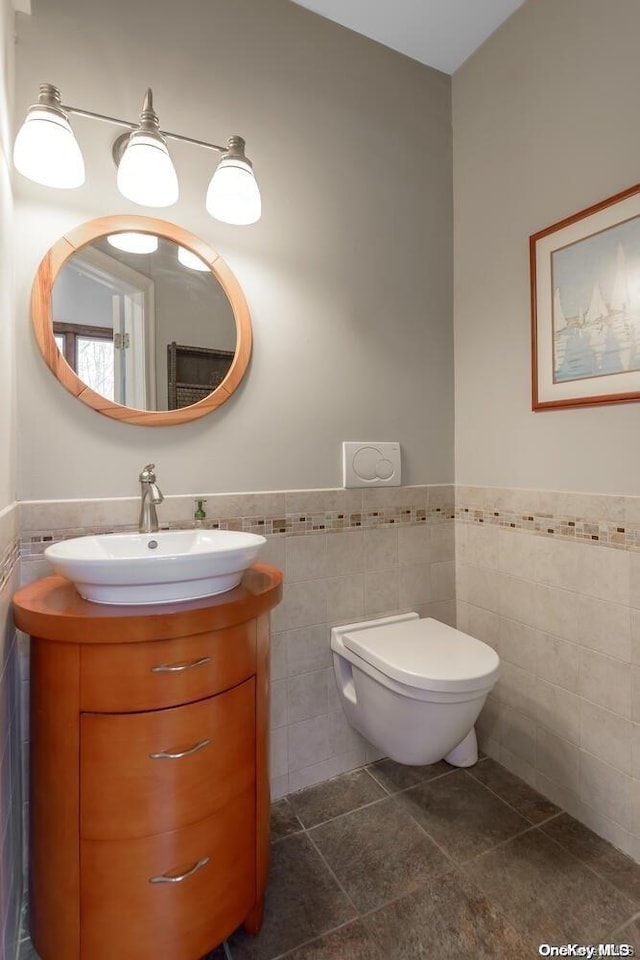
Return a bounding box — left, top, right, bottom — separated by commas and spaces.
14, 0, 453, 501
453, 0, 640, 495
453, 0, 640, 867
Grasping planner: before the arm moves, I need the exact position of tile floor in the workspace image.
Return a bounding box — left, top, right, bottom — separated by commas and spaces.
18, 757, 640, 960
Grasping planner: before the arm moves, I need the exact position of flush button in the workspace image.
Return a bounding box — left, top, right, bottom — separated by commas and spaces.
342, 442, 401, 488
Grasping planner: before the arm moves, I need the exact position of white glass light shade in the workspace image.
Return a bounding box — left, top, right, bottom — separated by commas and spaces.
107, 233, 159, 255
177, 246, 210, 271
13, 108, 85, 188
206, 158, 261, 225
116, 132, 178, 208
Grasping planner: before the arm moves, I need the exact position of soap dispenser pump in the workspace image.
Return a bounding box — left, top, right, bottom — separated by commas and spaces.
194, 498, 207, 527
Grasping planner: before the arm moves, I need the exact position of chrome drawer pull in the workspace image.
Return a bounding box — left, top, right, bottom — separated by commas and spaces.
149, 856, 210, 884
151, 656, 211, 674
149, 738, 211, 760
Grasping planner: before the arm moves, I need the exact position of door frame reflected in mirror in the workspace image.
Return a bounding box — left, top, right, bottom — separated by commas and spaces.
32, 214, 252, 426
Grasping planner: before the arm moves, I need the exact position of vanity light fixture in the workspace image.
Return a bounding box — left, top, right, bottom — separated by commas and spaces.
107, 232, 159, 255
12, 85, 85, 188
205, 136, 262, 226
14, 84, 261, 224
114, 91, 179, 208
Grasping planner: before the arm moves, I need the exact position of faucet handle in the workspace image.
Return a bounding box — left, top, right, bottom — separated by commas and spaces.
139, 463, 156, 482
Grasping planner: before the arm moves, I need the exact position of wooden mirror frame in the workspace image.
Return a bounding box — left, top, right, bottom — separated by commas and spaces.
32, 215, 252, 426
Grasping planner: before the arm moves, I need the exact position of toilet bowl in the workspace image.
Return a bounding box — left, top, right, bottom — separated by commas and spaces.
331, 613, 500, 767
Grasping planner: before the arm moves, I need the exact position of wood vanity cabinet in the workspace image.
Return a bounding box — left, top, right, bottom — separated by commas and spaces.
13, 564, 283, 960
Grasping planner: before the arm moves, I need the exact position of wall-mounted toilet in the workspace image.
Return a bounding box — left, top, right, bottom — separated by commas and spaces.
331, 613, 500, 767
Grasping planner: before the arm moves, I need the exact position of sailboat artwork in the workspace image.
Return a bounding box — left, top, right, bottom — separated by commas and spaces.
552, 217, 640, 383
531, 184, 640, 410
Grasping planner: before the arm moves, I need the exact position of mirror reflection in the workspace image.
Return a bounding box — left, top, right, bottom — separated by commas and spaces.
51, 234, 237, 411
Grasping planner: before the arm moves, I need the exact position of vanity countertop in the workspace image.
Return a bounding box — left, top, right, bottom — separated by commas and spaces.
13, 562, 283, 644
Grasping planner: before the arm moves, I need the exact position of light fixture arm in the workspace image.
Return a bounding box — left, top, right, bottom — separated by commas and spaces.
59, 94, 229, 155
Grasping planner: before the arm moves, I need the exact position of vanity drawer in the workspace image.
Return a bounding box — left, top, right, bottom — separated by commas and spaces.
80, 620, 256, 711
81, 678, 255, 840
80, 788, 256, 960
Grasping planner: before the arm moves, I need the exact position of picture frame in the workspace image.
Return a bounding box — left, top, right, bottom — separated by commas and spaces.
530, 182, 640, 410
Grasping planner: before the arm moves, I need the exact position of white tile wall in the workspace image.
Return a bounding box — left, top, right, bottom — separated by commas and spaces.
271, 499, 455, 796
0, 502, 22, 960
458, 487, 640, 863
17, 483, 640, 866
18, 486, 455, 800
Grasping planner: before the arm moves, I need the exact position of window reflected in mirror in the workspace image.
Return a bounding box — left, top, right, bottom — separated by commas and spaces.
54, 324, 115, 400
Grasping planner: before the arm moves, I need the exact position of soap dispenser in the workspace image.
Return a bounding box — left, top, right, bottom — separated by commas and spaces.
193, 498, 207, 527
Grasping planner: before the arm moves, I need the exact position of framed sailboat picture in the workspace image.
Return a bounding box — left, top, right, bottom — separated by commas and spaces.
530, 183, 640, 409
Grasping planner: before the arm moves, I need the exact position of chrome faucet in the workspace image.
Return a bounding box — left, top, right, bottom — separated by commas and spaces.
138, 464, 164, 533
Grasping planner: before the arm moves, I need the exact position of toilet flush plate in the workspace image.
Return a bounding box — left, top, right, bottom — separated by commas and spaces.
342, 442, 401, 488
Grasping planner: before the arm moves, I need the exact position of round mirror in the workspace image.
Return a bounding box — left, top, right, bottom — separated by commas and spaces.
32, 215, 252, 425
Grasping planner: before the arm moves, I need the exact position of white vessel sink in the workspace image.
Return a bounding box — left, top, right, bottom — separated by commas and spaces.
44, 529, 267, 605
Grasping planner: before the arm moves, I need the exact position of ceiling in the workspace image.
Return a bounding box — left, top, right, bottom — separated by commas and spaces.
290, 0, 526, 74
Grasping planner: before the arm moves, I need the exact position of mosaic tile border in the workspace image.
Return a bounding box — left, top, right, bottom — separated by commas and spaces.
20, 503, 455, 560
456, 503, 640, 551
0, 537, 20, 592
20, 487, 640, 558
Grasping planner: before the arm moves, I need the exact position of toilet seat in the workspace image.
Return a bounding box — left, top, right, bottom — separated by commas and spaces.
338, 616, 499, 694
